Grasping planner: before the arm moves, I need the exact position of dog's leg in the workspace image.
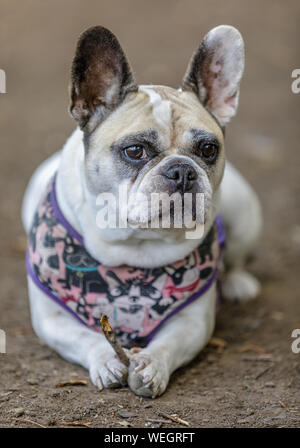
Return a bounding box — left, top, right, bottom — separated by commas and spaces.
128, 285, 216, 398
28, 277, 128, 389
219, 162, 262, 301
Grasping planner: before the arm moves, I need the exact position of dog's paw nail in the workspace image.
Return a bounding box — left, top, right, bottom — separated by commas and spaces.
133, 357, 149, 372
128, 352, 169, 398
97, 377, 104, 391
89, 350, 128, 389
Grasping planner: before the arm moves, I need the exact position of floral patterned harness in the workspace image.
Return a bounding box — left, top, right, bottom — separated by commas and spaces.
26, 176, 225, 347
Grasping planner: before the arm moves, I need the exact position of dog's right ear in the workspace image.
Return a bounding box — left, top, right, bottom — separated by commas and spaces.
182, 25, 245, 127
69, 26, 137, 130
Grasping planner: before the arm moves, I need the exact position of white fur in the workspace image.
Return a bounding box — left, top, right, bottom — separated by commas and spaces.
139, 86, 172, 133
22, 151, 61, 233
22, 23, 261, 397
26, 128, 209, 268
222, 269, 261, 302
198, 25, 245, 126
217, 163, 262, 301
27, 272, 216, 397
126, 154, 213, 235
23, 132, 261, 397
218, 162, 262, 262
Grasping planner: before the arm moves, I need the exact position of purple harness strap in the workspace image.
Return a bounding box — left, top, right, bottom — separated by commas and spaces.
50, 175, 83, 245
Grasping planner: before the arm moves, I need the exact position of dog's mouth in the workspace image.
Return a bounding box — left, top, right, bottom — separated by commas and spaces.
126, 190, 207, 229
127, 206, 204, 230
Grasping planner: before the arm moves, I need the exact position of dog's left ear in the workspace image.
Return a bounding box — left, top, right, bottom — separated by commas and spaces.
70, 26, 137, 130
182, 25, 244, 127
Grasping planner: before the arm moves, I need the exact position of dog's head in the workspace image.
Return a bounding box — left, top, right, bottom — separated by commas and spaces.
69, 25, 244, 231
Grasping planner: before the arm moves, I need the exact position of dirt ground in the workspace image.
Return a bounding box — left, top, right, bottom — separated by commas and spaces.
0, 0, 299, 428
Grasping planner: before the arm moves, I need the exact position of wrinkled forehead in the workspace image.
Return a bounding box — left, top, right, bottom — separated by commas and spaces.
90, 85, 224, 149
138, 85, 224, 140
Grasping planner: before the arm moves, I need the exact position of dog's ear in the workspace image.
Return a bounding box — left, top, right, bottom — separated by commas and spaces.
182, 25, 244, 127
69, 26, 137, 130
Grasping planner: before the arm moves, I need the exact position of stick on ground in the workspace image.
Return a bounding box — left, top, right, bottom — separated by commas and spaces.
10, 418, 47, 428
56, 380, 87, 387
158, 412, 190, 427
100, 314, 130, 366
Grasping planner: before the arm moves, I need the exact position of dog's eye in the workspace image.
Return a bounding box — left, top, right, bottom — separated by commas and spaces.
199, 143, 218, 163
124, 145, 146, 160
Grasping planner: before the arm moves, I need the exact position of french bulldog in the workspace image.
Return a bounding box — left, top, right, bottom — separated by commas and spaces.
22, 25, 262, 397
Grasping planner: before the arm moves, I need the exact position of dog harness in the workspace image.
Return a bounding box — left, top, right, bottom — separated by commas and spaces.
26, 175, 225, 347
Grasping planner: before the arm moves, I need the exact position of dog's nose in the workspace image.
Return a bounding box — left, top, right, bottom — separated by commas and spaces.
163, 164, 197, 192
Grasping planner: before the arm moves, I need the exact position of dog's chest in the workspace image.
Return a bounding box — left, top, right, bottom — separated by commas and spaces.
26, 176, 224, 347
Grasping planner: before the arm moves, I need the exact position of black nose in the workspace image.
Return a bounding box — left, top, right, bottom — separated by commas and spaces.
163, 164, 197, 192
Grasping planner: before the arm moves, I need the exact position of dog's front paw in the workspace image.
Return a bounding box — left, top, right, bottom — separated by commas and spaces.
88, 347, 129, 390
127, 351, 169, 398
223, 269, 261, 302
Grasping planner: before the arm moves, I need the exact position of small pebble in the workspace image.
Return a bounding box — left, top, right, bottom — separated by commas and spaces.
47, 418, 57, 426
143, 403, 152, 409
27, 378, 39, 385
237, 418, 250, 424
118, 410, 137, 418
13, 407, 24, 417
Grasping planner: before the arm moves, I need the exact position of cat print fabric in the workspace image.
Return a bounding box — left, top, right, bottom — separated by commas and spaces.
26, 176, 225, 347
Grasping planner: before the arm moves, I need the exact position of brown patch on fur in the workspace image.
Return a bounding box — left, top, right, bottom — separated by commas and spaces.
146, 85, 224, 150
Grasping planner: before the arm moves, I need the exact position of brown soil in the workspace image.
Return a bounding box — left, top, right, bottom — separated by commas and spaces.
0, 0, 299, 428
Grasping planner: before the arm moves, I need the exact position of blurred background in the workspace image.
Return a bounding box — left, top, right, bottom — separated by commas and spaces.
0, 0, 299, 428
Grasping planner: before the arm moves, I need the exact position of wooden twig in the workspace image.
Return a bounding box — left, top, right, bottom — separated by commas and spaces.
61, 421, 92, 428
209, 337, 227, 349
100, 314, 130, 366
146, 418, 170, 424
279, 401, 290, 412
255, 365, 273, 380
238, 344, 265, 354
158, 412, 190, 427
10, 418, 47, 428
56, 380, 87, 387
241, 355, 281, 363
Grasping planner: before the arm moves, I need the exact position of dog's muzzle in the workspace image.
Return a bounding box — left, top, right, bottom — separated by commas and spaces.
162, 163, 198, 193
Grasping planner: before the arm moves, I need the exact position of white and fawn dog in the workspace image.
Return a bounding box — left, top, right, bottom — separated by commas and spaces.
22, 25, 262, 397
